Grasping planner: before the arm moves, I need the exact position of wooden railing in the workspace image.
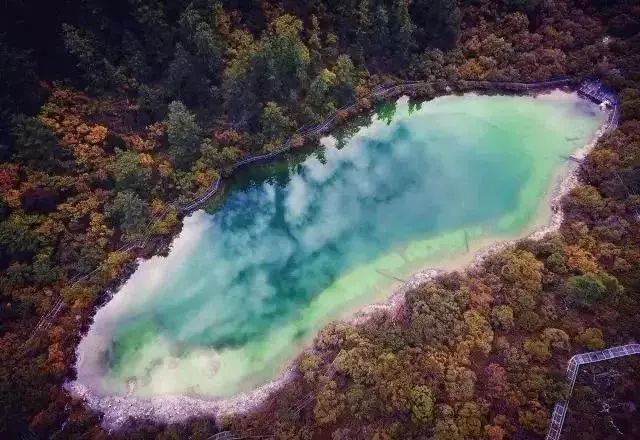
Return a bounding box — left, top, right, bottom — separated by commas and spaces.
177, 77, 579, 213
545, 344, 640, 440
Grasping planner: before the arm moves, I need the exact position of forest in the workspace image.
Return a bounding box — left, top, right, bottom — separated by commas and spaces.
1, 0, 640, 438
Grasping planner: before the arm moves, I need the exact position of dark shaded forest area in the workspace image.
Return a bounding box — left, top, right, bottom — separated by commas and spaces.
1, 0, 640, 439
562, 357, 640, 439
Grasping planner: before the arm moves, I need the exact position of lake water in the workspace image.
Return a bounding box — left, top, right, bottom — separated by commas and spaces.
76, 92, 605, 399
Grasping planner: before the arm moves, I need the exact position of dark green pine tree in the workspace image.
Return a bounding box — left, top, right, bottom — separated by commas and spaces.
353, 0, 373, 63
373, 4, 390, 59
411, 0, 461, 50
391, 0, 415, 64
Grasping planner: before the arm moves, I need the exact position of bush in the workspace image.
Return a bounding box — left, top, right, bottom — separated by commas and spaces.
566, 275, 606, 308
575, 328, 605, 350
523, 338, 551, 362
491, 305, 514, 330
409, 385, 435, 426
542, 328, 571, 352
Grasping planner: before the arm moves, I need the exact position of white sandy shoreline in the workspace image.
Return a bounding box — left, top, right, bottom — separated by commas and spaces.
65, 91, 613, 431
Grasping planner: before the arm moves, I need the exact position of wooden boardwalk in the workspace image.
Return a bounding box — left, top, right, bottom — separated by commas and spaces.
545, 343, 640, 440
578, 80, 620, 132
181, 77, 580, 214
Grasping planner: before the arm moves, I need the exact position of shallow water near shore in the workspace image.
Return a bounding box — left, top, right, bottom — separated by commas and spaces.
75, 92, 605, 399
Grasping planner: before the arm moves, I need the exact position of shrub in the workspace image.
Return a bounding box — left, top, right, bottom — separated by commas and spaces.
523, 338, 551, 362
491, 305, 514, 330
542, 328, 571, 352
516, 310, 544, 332
566, 275, 606, 308
575, 328, 605, 350
409, 385, 435, 426
569, 185, 605, 213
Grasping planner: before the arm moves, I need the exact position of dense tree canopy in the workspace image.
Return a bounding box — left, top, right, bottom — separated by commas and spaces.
1, 0, 640, 439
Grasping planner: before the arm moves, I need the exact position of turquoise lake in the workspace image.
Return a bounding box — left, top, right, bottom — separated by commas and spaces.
76, 92, 606, 398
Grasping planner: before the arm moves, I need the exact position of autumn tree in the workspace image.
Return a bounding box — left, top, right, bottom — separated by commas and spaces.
408, 385, 435, 426
568, 185, 606, 214
484, 363, 509, 399
490, 305, 514, 330
406, 286, 465, 348
457, 401, 485, 438
519, 401, 549, 435
445, 366, 477, 402
314, 379, 345, 425
463, 309, 494, 354
575, 328, 605, 350
542, 328, 571, 353
500, 250, 543, 292
523, 338, 551, 362
434, 405, 463, 440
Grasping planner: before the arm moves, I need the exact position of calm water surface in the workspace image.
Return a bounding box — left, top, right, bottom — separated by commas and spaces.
76, 92, 605, 398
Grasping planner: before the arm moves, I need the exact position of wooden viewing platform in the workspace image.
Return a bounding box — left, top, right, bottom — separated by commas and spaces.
545, 343, 640, 440
578, 80, 617, 107
578, 80, 620, 132
563, 80, 621, 163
